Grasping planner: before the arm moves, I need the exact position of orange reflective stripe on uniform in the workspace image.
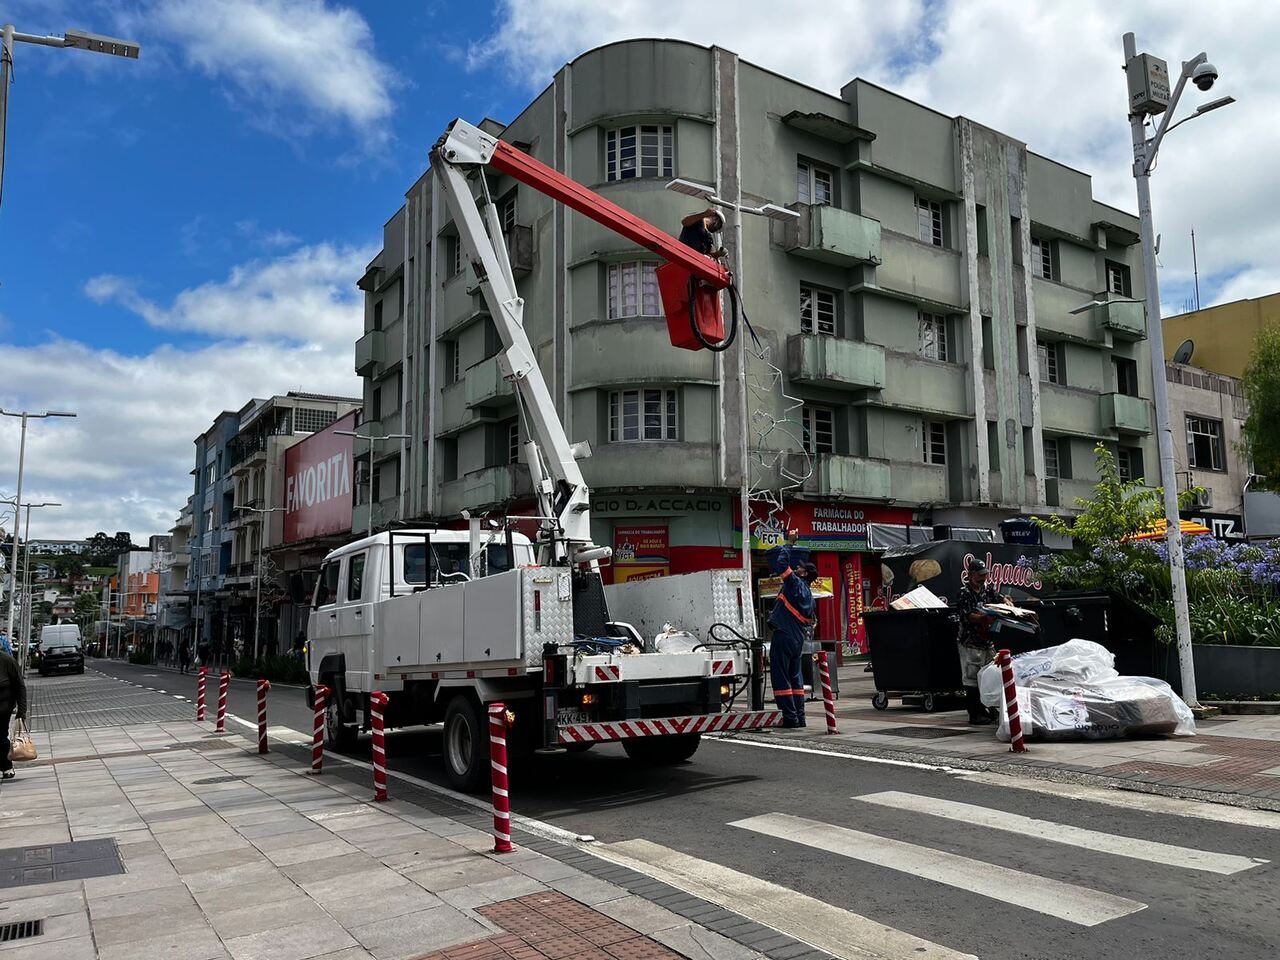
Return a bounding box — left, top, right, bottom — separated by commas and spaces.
779, 595, 812, 625
780, 567, 793, 579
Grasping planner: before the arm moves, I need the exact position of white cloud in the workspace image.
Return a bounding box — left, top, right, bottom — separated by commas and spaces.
150, 0, 397, 144
475, 0, 1280, 314
1, 242, 370, 542
86, 242, 374, 349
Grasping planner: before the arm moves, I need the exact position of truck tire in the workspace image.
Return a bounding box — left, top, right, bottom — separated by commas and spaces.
442, 695, 489, 792
622, 733, 701, 766
325, 691, 358, 749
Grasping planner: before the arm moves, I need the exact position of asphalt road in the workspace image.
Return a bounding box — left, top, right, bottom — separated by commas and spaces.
86, 658, 1280, 960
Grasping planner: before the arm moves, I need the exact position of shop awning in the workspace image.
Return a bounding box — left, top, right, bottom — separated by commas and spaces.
1130, 518, 1212, 540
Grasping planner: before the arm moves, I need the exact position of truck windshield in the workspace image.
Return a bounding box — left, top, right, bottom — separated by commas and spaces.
403, 542, 519, 583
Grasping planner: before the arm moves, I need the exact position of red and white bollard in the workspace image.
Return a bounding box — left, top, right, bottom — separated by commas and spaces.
311, 685, 330, 774
818, 650, 839, 735
996, 649, 1027, 753
488, 703, 513, 854
196, 666, 208, 721
215, 671, 230, 733
256, 680, 271, 754
371, 691, 389, 802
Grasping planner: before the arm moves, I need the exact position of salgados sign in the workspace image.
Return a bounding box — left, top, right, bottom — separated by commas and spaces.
283, 412, 356, 543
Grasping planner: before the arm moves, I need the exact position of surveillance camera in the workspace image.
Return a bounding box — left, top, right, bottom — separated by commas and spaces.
1192, 61, 1218, 91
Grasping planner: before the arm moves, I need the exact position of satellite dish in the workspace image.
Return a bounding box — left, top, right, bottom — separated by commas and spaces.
1173, 339, 1195, 364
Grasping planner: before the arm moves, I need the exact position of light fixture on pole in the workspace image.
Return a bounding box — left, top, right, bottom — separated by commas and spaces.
1, 409, 75, 652
1069, 296, 1142, 316
1, 25, 139, 213
1120, 32, 1236, 710
238, 505, 285, 663
664, 179, 800, 592
2, 498, 61, 671
334, 430, 411, 538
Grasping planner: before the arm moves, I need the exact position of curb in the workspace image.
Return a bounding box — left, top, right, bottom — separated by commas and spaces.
1209, 700, 1280, 715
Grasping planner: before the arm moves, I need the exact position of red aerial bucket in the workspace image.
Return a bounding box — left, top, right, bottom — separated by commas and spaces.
657, 262, 725, 351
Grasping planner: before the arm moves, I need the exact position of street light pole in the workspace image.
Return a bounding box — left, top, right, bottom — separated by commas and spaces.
14, 501, 59, 670
1121, 32, 1234, 709
335, 430, 411, 539
0, 24, 139, 214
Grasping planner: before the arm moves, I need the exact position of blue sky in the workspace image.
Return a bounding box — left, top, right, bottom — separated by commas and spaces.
1, 1, 1275, 542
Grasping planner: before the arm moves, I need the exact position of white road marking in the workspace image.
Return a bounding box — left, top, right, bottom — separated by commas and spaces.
858, 791, 1266, 875
592, 838, 976, 960
731, 812, 1146, 927
708, 735, 959, 772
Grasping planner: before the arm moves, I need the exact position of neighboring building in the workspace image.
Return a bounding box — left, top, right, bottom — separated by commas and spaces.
1164, 291, 1280, 379
1164, 361, 1250, 541
355, 39, 1155, 650
159, 497, 194, 651
184, 393, 361, 658
26, 539, 89, 556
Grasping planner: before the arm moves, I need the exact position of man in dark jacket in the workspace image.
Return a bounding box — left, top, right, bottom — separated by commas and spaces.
766, 529, 817, 728
0, 649, 28, 779
678, 208, 727, 260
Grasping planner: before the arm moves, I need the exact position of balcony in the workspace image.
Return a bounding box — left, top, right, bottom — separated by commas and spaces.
1100, 392, 1153, 434
786, 335, 885, 391
440, 464, 534, 515
1096, 299, 1147, 341
781, 203, 881, 266
785, 452, 892, 499
355, 329, 386, 377
506, 224, 534, 277
1039, 384, 1107, 439
465, 355, 515, 409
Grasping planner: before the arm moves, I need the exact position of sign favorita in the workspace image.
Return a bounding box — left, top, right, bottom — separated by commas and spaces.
283, 412, 356, 543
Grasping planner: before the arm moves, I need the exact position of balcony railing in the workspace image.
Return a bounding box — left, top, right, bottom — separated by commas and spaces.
465, 355, 515, 409
355, 328, 386, 376
1100, 392, 1153, 434
1096, 299, 1146, 341
786, 334, 885, 391
785, 452, 892, 499
780, 203, 881, 266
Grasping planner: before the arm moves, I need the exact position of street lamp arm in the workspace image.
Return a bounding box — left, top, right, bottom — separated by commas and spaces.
1142, 52, 1206, 173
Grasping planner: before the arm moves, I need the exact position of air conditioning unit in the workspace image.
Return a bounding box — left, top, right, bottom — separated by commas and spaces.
1192, 488, 1213, 510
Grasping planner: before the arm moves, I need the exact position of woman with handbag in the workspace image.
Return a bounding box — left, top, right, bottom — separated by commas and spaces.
0, 647, 28, 779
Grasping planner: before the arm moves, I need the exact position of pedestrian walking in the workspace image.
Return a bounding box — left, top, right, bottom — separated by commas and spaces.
178, 641, 192, 675
0, 647, 28, 781
766, 529, 817, 729
957, 559, 1005, 725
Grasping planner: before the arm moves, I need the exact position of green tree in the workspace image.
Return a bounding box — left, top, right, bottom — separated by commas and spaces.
84, 531, 134, 565
1241, 325, 1280, 489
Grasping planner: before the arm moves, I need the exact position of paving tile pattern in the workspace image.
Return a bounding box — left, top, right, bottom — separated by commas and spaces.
1104, 733, 1280, 795
28, 672, 192, 730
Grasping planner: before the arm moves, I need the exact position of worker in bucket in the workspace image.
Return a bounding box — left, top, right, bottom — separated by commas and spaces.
678, 208, 728, 260
957, 559, 1002, 725
766, 529, 817, 728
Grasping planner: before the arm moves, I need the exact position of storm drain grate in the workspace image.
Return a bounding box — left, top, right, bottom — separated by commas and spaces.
0, 920, 43, 943
192, 775, 248, 785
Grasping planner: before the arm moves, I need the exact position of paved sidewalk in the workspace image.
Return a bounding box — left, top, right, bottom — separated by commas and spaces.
771, 662, 1280, 807
4, 676, 831, 960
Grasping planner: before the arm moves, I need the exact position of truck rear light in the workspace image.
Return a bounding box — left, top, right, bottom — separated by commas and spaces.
534, 590, 542, 631
581, 693, 595, 706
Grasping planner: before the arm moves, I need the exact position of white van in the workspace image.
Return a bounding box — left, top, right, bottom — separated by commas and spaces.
40, 623, 82, 647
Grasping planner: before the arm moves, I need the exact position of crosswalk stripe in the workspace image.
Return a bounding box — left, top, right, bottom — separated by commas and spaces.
858, 791, 1267, 875
592, 837, 977, 960
731, 812, 1146, 927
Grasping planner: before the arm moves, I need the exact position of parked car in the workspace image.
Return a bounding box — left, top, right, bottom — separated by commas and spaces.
38, 623, 85, 676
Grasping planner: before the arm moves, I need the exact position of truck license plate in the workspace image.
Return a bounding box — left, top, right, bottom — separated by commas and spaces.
556, 707, 589, 725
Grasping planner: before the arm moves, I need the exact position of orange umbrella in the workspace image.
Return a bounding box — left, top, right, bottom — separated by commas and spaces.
1130, 518, 1212, 540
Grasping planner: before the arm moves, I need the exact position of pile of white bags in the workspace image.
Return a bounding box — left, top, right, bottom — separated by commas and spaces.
978, 638, 1195, 742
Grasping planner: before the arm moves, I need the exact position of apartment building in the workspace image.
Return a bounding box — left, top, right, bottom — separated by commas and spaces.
185, 393, 360, 656
355, 39, 1154, 646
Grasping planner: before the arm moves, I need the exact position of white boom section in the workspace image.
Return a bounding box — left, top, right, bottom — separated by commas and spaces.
432, 121, 605, 568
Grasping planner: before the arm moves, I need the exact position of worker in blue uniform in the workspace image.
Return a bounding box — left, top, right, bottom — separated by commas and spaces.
766, 528, 817, 728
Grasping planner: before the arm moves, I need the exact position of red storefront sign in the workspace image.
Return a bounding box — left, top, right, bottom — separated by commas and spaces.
843, 554, 866, 654
613, 524, 670, 583
735, 501, 914, 552
284, 412, 356, 543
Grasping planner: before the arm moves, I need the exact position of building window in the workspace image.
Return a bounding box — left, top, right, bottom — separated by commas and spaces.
916, 196, 944, 247
981, 316, 995, 370
372, 300, 383, 332
447, 341, 461, 384
800, 286, 836, 336
608, 261, 660, 319
501, 194, 518, 234
507, 421, 521, 464
918, 312, 949, 362
206, 463, 216, 488
796, 160, 833, 205
1031, 237, 1054, 280
605, 124, 673, 181
609, 388, 678, 442
293, 408, 337, 434
1114, 357, 1139, 397
1043, 438, 1061, 479
923, 420, 947, 465
447, 235, 462, 278
1038, 340, 1061, 384
987, 420, 1000, 470
1186, 415, 1225, 471
371, 387, 382, 422
801, 406, 835, 455
1106, 260, 1131, 297
1117, 446, 1144, 484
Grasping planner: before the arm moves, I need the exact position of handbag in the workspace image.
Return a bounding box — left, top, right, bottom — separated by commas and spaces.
9, 720, 36, 762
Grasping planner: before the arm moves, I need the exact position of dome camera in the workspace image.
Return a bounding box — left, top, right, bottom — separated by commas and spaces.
1192, 61, 1218, 91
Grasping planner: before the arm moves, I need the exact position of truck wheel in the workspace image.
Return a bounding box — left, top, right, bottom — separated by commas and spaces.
325, 692, 358, 749
622, 734, 700, 766
442, 696, 489, 792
